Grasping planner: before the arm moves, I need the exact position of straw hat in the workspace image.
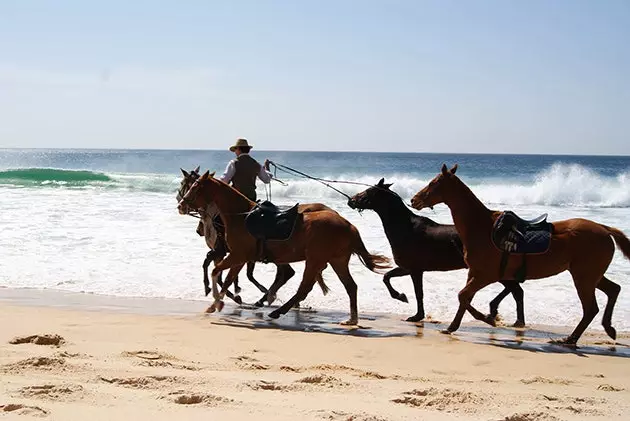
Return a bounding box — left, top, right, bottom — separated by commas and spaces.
229, 138, 252, 152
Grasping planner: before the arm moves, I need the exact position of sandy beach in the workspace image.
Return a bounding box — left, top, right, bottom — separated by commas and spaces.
1, 289, 629, 421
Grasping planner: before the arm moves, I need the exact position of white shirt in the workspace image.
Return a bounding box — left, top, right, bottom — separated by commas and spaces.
218, 153, 272, 184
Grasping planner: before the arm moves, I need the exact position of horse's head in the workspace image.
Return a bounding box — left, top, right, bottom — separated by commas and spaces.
177, 170, 216, 215
411, 164, 458, 210
347, 178, 395, 211
176, 166, 200, 204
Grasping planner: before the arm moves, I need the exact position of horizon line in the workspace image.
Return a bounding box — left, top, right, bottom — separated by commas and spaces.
1, 146, 629, 158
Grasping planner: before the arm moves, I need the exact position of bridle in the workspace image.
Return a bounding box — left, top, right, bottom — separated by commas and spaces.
178, 171, 204, 218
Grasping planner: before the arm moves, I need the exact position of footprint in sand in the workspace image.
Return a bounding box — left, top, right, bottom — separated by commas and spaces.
15, 384, 83, 401
245, 380, 289, 391
162, 391, 234, 406
391, 388, 484, 413
521, 376, 572, 385
597, 384, 624, 392
9, 334, 65, 346
309, 364, 391, 380
2, 357, 66, 373
1, 404, 49, 417
296, 374, 350, 388
98, 375, 180, 390
122, 350, 201, 371
318, 410, 388, 421
495, 413, 562, 421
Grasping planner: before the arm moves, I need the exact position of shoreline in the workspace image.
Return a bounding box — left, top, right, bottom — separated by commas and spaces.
1, 286, 629, 358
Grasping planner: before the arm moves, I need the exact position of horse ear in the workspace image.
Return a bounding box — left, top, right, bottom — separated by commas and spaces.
450, 164, 458, 174
200, 170, 210, 180
441, 164, 448, 175
194, 165, 200, 173
377, 178, 385, 186
384, 183, 393, 189
180, 168, 189, 178
209, 171, 216, 178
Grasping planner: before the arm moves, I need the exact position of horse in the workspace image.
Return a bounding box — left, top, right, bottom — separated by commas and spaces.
177, 170, 391, 324
347, 178, 526, 326
178, 167, 302, 307
411, 164, 630, 345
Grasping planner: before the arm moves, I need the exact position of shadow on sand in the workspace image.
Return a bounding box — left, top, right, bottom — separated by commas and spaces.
209, 304, 630, 359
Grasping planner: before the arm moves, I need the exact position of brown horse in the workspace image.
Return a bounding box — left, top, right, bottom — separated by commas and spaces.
178, 170, 391, 324
177, 167, 296, 306
411, 164, 630, 345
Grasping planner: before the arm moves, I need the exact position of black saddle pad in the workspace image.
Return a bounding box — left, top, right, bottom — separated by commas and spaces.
492, 211, 553, 254
244, 200, 300, 241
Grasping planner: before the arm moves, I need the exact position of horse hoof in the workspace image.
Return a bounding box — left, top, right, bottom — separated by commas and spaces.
254, 300, 264, 308
234, 295, 243, 305
205, 306, 216, 314
399, 293, 409, 303
483, 315, 497, 327
340, 319, 358, 326
605, 326, 617, 341
204, 287, 211, 297
549, 337, 578, 348
512, 321, 526, 328
235, 287, 242, 294
268, 311, 280, 319
406, 314, 424, 322
440, 329, 452, 335
216, 300, 225, 312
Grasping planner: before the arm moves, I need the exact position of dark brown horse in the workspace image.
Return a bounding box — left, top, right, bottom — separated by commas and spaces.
178, 171, 391, 324
348, 178, 525, 325
411, 164, 630, 345
177, 167, 296, 306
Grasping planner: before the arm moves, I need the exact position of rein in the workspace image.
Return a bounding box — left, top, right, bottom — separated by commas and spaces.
270, 162, 373, 201
270, 161, 417, 211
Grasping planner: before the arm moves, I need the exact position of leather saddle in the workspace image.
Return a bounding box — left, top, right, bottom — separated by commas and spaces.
492, 210, 553, 254
244, 200, 301, 242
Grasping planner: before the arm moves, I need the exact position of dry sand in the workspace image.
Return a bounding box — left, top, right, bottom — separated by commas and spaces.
1, 290, 630, 421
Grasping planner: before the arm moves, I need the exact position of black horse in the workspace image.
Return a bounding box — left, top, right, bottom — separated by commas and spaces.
348, 178, 525, 326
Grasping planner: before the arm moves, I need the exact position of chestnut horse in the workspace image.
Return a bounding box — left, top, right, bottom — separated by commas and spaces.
348, 178, 525, 326
177, 167, 296, 306
411, 164, 630, 345
178, 170, 391, 324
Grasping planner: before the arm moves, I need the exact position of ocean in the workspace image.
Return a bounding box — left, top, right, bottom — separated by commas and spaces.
1, 149, 630, 330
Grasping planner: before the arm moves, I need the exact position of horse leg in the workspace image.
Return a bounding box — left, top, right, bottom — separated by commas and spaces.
406, 271, 425, 322
382, 267, 411, 303
330, 257, 359, 326
555, 271, 600, 346
597, 276, 621, 340
206, 264, 245, 313
510, 282, 525, 328
444, 275, 494, 334
202, 250, 215, 297
257, 264, 295, 307
209, 254, 246, 309
246, 261, 269, 294
490, 281, 525, 328
268, 261, 323, 319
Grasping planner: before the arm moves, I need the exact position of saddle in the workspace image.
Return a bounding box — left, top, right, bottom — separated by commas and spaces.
244, 200, 301, 262
492, 210, 554, 281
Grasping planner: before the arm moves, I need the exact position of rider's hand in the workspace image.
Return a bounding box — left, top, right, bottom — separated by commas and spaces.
264, 159, 271, 170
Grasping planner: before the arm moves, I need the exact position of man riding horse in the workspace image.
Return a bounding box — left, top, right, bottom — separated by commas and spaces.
194, 138, 274, 288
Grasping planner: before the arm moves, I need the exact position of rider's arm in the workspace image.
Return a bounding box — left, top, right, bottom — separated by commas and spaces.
258, 164, 272, 184
218, 160, 235, 183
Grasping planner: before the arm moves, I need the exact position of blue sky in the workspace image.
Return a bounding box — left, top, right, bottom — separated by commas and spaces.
1, 0, 629, 154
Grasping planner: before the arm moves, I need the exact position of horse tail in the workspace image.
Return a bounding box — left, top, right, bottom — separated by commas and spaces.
603, 225, 630, 261
315, 271, 330, 296
351, 227, 391, 274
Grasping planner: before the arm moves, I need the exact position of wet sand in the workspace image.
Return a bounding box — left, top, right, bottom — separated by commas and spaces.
1, 287, 630, 420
